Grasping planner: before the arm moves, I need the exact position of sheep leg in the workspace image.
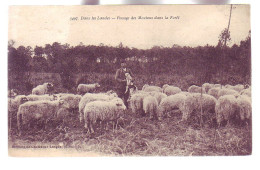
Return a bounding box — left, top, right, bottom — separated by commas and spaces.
115, 121, 117, 130
86, 120, 92, 134
149, 112, 153, 120
102, 121, 107, 134
115, 119, 118, 130
88, 123, 92, 134
245, 121, 249, 131
100, 121, 104, 134
140, 109, 145, 117
227, 119, 230, 127
84, 121, 88, 129
86, 124, 91, 134
90, 122, 95, 133
18, 121, 24, 136
79, 112, 83, 123
112, 121, 115, 132
199, 103, 203, 128
217, 121, 221, 128
18, 129, 22, 136
17, 114, 22, 136
105, 122, 109, 130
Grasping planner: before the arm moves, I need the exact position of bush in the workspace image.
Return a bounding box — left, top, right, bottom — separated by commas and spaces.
99, 76, 117, 92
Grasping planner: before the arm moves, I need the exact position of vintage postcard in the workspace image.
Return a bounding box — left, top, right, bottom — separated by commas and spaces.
8, 5, 251, 156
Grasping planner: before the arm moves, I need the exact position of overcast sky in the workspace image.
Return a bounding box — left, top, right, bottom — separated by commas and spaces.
8, 5, 250, 49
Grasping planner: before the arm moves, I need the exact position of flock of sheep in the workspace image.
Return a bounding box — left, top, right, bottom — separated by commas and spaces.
8, 81, 252, 136
138, 83, 251, 127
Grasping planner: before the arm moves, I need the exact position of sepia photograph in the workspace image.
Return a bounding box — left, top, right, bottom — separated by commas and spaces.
8, 4, 251, 157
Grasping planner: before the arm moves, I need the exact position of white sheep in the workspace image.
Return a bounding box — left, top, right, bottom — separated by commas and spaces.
142, 84, 150, 91
59, 94, 82, 110
215, 95, 239, 127
208, 87, 221, 99
32, 82, 54, 95
56, 107, 73, 126
8, 89, 18, 98
143, 95, 159, 120
79, 93, 117, 123
163, 86, 182, 96
8, 95, 29, 129
225, 84, 244, 92
214, 84, 222, 88
55, 94, 82, 120
245, 84, 250, 88
77, 83, 100, 95
129, 91, 150, 115
8, 95, 28, 113
233, 84, 245, 92
83, 98, 126, 133
106, 90, 118, 98
202, 83, 214, 93
57, 107, 70, 120
237, 95, 251, 122
240, 88, 251, 97
158, 93, 188, 119
181, 93, 217, 126
179, 91, 190, 96
224, 84, 232, 89
162, 84, 170, 92
188, 85, 206, 94
148, 91, 167, 104
26, 94, 57, 101
17, 99, 67, 134
142, 85, 162, 92
218, 88, 239, 98
224, 84, 231, 87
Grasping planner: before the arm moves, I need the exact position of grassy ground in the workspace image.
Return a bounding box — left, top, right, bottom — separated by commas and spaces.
8, 108, 252, 156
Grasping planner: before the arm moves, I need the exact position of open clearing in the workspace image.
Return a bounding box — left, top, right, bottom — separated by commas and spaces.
9, 109, 252, 156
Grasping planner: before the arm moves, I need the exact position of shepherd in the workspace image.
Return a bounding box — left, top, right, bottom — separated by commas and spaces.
115, 61, 136, 109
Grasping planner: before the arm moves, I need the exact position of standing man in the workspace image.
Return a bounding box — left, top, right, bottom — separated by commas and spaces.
115, 62, 134, 109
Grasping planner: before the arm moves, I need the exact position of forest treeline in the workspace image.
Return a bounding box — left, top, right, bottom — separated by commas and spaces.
8, 30, 251, 92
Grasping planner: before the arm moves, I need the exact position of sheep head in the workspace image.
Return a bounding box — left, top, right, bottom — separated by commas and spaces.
20, 97, 29, 104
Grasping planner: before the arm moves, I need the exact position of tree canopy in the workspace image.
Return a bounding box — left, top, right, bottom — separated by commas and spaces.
8, 30, 251, 91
